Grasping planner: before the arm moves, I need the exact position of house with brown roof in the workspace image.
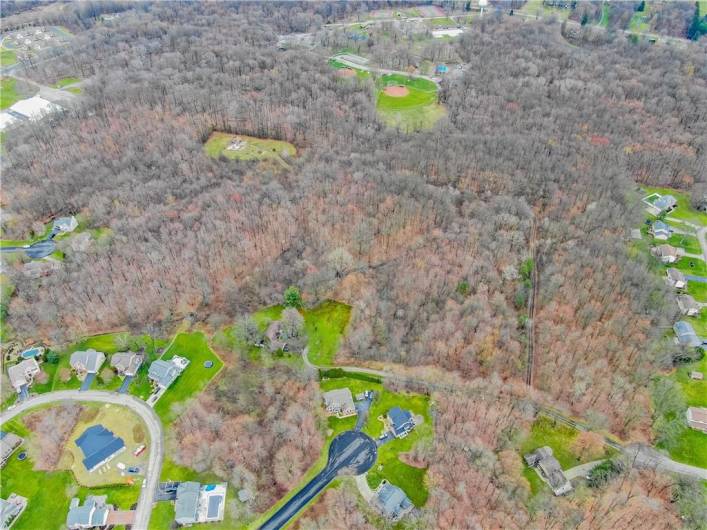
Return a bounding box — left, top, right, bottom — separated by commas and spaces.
677, 294, 700, 316
666, 268, 686, 289
686, 407, 707, 433
651, 244, 683, 264
110, 352, 143, 377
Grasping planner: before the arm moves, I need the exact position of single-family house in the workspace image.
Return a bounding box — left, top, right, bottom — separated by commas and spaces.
322, 388, 356, 418
666, 268, 686, 289
650, 220, 671, 240
654, 195, 677, 212
677, 294, 700, 316
148, 356, 189, 390
686, 407, 707, 433
524, 446, 573, 496
174, 482, 228, 525
75, 425, 125, 472
373, 483, 413, 521
66, 496, 111, 529
110, 352, 143, 377
175, 482, 200, 525
651, 244, 682, 263
386, 407, 415, 438
70, 349, 106, 380
265, 320, 287, 352
673, 320, 702, 348
7, 359, 40, 393
0, 432, 23, 468
0, 494, 27, 529
52, 216, 78, 233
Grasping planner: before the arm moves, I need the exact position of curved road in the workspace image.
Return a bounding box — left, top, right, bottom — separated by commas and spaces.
259, 431, 377, 530
0, 390, 163, 530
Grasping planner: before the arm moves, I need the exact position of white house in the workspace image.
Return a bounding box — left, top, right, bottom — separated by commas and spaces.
9, 96, 63, 122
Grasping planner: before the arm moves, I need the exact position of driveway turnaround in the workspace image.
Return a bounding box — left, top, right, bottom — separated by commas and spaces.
0, 390, 164, 530
259, 431, 377, 530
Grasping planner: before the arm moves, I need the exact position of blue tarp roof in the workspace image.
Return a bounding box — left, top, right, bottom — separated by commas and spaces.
75, 425, 125, 471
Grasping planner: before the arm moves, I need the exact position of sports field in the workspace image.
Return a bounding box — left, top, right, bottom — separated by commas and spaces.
376, 74, 445, 131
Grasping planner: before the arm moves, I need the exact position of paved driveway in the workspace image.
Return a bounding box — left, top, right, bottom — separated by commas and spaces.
118, 375, 134, 394
0, 390, 164, 530
80, 372, 96, 391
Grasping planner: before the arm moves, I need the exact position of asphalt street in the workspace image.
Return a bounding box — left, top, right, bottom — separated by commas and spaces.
259, 431, 377, 530
0, 390, 163, 530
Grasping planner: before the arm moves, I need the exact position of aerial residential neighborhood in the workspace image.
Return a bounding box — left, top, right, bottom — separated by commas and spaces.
2, 1, 707, 530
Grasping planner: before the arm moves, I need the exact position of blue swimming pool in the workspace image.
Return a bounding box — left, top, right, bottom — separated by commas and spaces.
20, 347, 42, 359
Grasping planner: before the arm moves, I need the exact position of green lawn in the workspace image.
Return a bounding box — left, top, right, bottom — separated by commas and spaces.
672, 355, 707, 407
629, 4, 651, 33
667, 233, 702, 255
303, 301, 351, 366
642, 186, 707, 226
65, 86, 82, 94
519, 415, 613, 471
253, 300, 351, 366
0, 77, 21, 110
598, 3, 610, 27
428, 17, 456, 27
376, 74, 444, 131
0, 411, 140, 530
668, 428, 707, 468
52, 77, 80, 88
204, 132, 296, 165
672, 257, 707, 277
687, 280, 707, 302
153, 332, 223, 423
0, 49, 17, 67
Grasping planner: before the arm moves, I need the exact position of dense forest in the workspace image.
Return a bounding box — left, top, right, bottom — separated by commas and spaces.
2, 1, 707, 527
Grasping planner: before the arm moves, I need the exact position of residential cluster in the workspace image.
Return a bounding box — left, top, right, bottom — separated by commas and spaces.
641, 192, 707, 434
321, 386, 419, 521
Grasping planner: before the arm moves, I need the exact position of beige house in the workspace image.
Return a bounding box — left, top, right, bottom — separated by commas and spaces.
677, 294, 700, 316
686, 407, 707, 433
110, 352, 143, 377
666, 268, 686, 289
322, 388, 356, 418
7, 359, 40, 392
70, 349, 106, 379
651, 244, 683, 264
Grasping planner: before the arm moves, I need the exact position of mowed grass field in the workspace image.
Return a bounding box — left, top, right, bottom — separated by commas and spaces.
0, 77, 21, 110
0, 49, 17, 67
204, 132, 296, 165
153, 332, 223, 423
376, 73, 445, 131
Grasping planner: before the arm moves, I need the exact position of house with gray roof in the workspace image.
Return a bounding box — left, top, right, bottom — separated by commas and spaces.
373, 482, 413, 521
148, 356, 189, 390
110, 351, 143, 377
70, 349, 106, 379
66, 496, 111, 529
666, 268, 686, 289
650, 220, 671, 240
174, 481, 227, 525
386, 407, 415, 438
7, 359, 39, 393
1, 494, 27, 529
654, 195, 677, 213
52, 216, 78, 234
524, 446, 572, 496
322, 388, 356, 418
673, 320, 702, 348
677, 294, 700, 316
0, 432, 23, 468
175, 482, 200, 525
